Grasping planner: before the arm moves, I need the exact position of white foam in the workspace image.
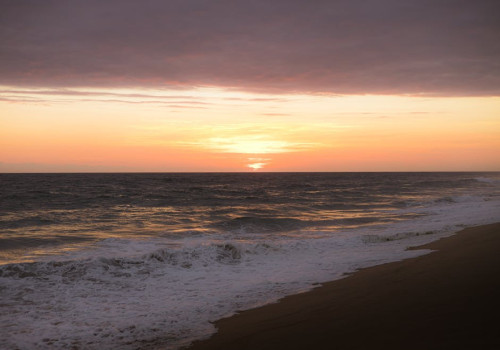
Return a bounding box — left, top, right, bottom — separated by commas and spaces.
1, 193, 499, 349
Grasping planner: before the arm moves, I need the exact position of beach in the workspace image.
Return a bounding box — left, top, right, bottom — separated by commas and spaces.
188, 223, 500, 350
1, 173, 499, 349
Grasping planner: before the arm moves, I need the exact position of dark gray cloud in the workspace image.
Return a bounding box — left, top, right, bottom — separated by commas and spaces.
1, 0, 499, 95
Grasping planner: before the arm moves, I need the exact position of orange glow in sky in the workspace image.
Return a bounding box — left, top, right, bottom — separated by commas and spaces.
1, 86, 499, 172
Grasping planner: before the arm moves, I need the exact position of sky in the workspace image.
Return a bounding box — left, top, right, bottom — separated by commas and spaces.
1, 0, 499, 172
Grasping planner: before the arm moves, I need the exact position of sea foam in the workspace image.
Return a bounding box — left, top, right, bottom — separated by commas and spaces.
1, 188, 499, 349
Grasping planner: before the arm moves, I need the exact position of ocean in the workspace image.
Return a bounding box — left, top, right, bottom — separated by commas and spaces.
1, 172, 499, 349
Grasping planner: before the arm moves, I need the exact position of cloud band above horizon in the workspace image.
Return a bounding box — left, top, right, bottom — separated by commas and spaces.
1, 0, 499, 96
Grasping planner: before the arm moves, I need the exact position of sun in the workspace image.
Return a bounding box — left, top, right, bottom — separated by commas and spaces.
246, 157, 270, 171
247, 162, 266, 171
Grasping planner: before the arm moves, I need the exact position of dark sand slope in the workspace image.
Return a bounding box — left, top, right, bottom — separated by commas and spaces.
188, 223, 500, 350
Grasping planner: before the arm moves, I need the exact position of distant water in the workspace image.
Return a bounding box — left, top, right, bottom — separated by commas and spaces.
1, 172, 499, 349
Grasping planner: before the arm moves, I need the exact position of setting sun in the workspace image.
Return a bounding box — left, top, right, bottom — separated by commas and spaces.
247, 162, 266, 171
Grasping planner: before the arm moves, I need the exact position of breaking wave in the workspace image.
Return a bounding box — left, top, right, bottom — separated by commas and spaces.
474, 176, 500, 184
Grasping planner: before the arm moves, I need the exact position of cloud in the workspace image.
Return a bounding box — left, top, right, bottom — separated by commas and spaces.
261, 113, 291, 117
0, 88, 199, 99
182, 135, 317, 154
1, 0, 499, 96
0, 87, 211, 107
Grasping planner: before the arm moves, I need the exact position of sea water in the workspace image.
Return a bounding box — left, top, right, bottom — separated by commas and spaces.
1, 172, 499, 349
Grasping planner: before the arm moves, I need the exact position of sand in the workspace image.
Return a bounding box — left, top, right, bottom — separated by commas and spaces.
187, 223, 500, 350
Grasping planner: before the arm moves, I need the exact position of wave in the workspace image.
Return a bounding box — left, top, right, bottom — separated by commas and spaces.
0, 235, 95, 251
400, 194, 486, 209
210, 216, 307, 233
0, 241, 275, 279
209, 215, 409, 235
474, 176, 500, 184
0, 215, 59, 229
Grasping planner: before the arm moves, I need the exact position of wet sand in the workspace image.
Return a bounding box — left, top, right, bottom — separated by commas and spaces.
188, 223, 500, 350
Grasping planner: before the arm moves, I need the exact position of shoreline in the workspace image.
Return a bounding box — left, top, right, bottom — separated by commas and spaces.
187, 223, 500, 350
